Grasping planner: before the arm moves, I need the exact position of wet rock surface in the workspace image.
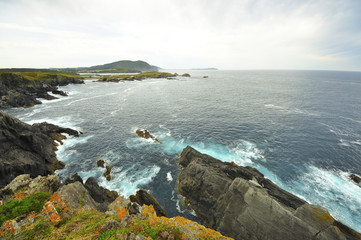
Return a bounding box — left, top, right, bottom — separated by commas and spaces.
178, 146, 361, 240
136, 129, 161, 143
0, 111, 80, 188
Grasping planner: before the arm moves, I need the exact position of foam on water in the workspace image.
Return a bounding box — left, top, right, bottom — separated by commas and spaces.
166, 172, 173, 182
56, 135, 93, 162
264, 103, 320, 116
159, 135, 264, 167
97, 164, 161, 197
291, 166, 361, 232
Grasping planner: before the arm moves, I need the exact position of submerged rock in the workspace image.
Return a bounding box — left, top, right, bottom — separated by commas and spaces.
178, 146, 361, 240
135, 129, 161, 143
0, 111, 80, 188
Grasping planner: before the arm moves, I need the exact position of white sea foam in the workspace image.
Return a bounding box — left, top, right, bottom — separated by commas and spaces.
166, 172, 173, 182
96, 164, 161, 197
264, 103, 319, 116
57, 135, 93, 162
291, 166, 361, 232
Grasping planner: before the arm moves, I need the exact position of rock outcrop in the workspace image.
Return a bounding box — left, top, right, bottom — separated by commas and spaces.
0, 72, 84, 108
178, 146, 361, 240
136, 129, 161, 143
130, 189, 167, 217
0, 111, 80, 188
350, 174, 361, 188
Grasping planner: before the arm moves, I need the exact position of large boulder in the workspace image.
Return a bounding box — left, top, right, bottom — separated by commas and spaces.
178, 146, 361, 240
0, 111, 80, 188
84, 177, 118, 205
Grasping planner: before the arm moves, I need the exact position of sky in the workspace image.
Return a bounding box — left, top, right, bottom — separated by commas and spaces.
0, 0, 361, 71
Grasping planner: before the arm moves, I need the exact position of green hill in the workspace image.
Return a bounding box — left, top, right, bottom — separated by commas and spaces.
87, 60, 158, 73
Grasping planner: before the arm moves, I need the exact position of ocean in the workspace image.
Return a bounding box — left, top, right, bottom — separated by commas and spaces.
5, 70, 361, 231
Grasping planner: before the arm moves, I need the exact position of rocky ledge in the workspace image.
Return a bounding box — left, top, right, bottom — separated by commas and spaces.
0, 72, 84, 108
0, 111, 81, 188
0, 174, 231, 239
178, 146, 361, 240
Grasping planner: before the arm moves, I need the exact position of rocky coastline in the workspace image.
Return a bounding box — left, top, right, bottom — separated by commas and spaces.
0, 111, 81, 188
1, 110, 361, 239
0, 72, 84, 108
178, 146, 361, 240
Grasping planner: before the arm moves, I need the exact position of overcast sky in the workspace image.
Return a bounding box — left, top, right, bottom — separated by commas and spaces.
0, 0, 360, 70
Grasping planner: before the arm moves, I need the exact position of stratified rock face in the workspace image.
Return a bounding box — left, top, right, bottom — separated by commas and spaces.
0, 73, 84, 108
0, 111, 79, 188
178, 146, 361, 240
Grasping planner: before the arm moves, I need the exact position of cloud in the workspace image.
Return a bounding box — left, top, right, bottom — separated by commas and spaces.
0, 0, 360, 70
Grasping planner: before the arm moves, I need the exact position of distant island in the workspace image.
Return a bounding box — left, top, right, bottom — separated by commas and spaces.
0, 60, 160, 74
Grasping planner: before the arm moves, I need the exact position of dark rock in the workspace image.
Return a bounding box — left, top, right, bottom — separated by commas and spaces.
104, 165, 112, 181
84, 177, 118, 206
181, 73, 191, 77
97, 160, 105, 168
350, 174, 361, 186
0, 111, 80, 188
51, 90, 68, 96
0, 72, 83, 108
178, 146, 361, 240
62, 173, 83, 186
130, 189, 167, 217
203, 76, 208, 78
135, 129, 161, 143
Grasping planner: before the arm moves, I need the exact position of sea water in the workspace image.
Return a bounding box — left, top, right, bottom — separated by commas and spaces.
5, 70, 361, 231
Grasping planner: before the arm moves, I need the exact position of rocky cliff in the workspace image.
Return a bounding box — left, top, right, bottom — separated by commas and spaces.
0, 72, 84, 108
0, 111, 80, 188
0, 174, 231, 240
178, 146, 361, 240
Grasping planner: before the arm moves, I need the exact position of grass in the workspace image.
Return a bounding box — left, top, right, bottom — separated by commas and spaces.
0, 192, 51, 227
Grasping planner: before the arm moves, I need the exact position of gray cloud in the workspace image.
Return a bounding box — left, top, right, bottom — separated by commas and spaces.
0, 0, 360, 70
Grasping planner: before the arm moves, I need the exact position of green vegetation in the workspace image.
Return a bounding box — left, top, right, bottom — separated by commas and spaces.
15, 72, 83, 81
0, 192, 51, 226
98, 219, 181, 240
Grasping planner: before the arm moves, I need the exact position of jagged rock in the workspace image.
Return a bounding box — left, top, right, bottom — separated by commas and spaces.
57, 182, 100, 210
0, 111, 80, 188
350, 174, 361, 187
0, 72, 83, 108
135, 129, 161, 143
84, 177, 118, 205
0, 174, 60, 203
130, 189, 167, 217
104, 165, 112, 181
62, 173, 83, 186
97, 160, 105, 168
178, 146, 361, 240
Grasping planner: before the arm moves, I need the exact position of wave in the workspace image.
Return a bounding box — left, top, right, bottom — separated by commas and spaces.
290, 166, 361, 232
264, 104, 320, 116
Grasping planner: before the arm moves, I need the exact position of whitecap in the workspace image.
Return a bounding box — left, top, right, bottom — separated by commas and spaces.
166, 172, 173, 182
291, 166, 361, 232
